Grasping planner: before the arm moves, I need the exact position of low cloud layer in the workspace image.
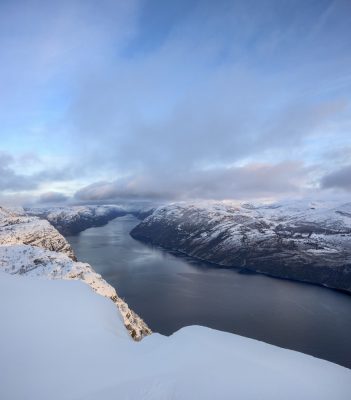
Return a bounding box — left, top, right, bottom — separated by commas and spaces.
0, 152, 38, 191
0, 151, 81, 205
321, 165, 351, 192
39, 192, 69, 204
75, 161, 310, 201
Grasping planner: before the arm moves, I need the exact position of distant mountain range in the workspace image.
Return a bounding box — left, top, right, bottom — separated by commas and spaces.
26, 204, 154, 235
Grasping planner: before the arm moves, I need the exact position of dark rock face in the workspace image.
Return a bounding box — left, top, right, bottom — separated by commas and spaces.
131, 208, 155, 221
131, 202, 351, 293
45, 208, 127, 235
26, 205, 155, 236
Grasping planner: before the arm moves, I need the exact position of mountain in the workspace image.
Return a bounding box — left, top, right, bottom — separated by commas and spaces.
0, 206, 151, 340
130, 201, 351, 292
26, 204, 155, 235
0, 206, 75, 259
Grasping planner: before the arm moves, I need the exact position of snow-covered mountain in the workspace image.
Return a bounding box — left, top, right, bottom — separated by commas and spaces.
131, 201, 351, 292
0, 206, 75, 259
0, 206, 151, 340
26, 204, 155, 235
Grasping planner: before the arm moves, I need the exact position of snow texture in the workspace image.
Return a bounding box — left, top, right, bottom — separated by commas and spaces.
26, 204, 155, 235
0, 271, 350, 400
0, 206, 151, 340
131, 200, 351, 292
0, 206, 75, 259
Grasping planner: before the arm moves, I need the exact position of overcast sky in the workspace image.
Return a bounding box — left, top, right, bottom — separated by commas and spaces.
0, 0, 350, 206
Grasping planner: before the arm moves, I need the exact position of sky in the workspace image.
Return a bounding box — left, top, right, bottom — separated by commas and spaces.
0, 0, 350, 206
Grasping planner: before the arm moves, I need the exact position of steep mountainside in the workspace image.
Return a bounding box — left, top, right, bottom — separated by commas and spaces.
0, 206, 75, 259
0, 207, 151, 340
26, 204, 154, 235
131, 201, 351, 292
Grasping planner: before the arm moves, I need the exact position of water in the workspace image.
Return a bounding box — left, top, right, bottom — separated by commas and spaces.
67, 215, 351, 368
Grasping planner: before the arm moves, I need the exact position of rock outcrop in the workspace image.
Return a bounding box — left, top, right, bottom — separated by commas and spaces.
0, 206, 75, 259
0, 206, 151, 340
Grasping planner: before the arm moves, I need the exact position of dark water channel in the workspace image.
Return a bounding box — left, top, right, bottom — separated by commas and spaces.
67, 215, 351, 368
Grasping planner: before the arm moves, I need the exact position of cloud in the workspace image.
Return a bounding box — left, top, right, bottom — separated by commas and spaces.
0, 152, 38, 191
38, 191, 69, 204
321, 165, 351, 191
0, 0, 140, 156
1, 0, 351, 204
70, 51, 349, 174
0, 151, 79, 195
66, 0, 351, 199
75, 161, 310, 201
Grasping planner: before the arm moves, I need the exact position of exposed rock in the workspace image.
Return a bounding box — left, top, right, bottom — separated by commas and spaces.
0, 206, 151, 340
0, 206, 75, 259
26, 205, 155, 235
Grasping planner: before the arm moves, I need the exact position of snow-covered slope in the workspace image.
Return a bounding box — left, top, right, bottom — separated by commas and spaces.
0, 271, 350, 400
0, 206, 75, 259
131, 201, 351, 292
0, 207, 151, 340
26, 204, 155, 235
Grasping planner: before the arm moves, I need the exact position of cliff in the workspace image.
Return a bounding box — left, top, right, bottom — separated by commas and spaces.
0, 206, 151, 340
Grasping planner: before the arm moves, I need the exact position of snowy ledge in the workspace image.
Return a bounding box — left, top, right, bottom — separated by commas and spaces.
0, 272, 350, 400
0, 206, 151, 340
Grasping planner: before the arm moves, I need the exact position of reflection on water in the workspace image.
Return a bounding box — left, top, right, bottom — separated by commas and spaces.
67, 215, 351, 368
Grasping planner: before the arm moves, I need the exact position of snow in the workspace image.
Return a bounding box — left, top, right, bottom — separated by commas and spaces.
0, 204, 350, 398
140, 200, 351, 271
26, 204, 154, 226
0, 206, 75, 259
0, 271, 350, 400
0, 244, 151, 340
0, 207, 151, 340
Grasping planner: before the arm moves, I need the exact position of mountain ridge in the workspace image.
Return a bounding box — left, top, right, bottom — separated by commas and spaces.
130, 201, 351, 293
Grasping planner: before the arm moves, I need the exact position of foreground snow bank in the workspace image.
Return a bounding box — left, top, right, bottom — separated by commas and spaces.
0, 206, 151, 340
0, 244, 151, 340
0, 272, 350, 400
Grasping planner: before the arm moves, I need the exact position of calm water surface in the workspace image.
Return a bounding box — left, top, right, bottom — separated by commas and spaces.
67, 215, 351, 368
